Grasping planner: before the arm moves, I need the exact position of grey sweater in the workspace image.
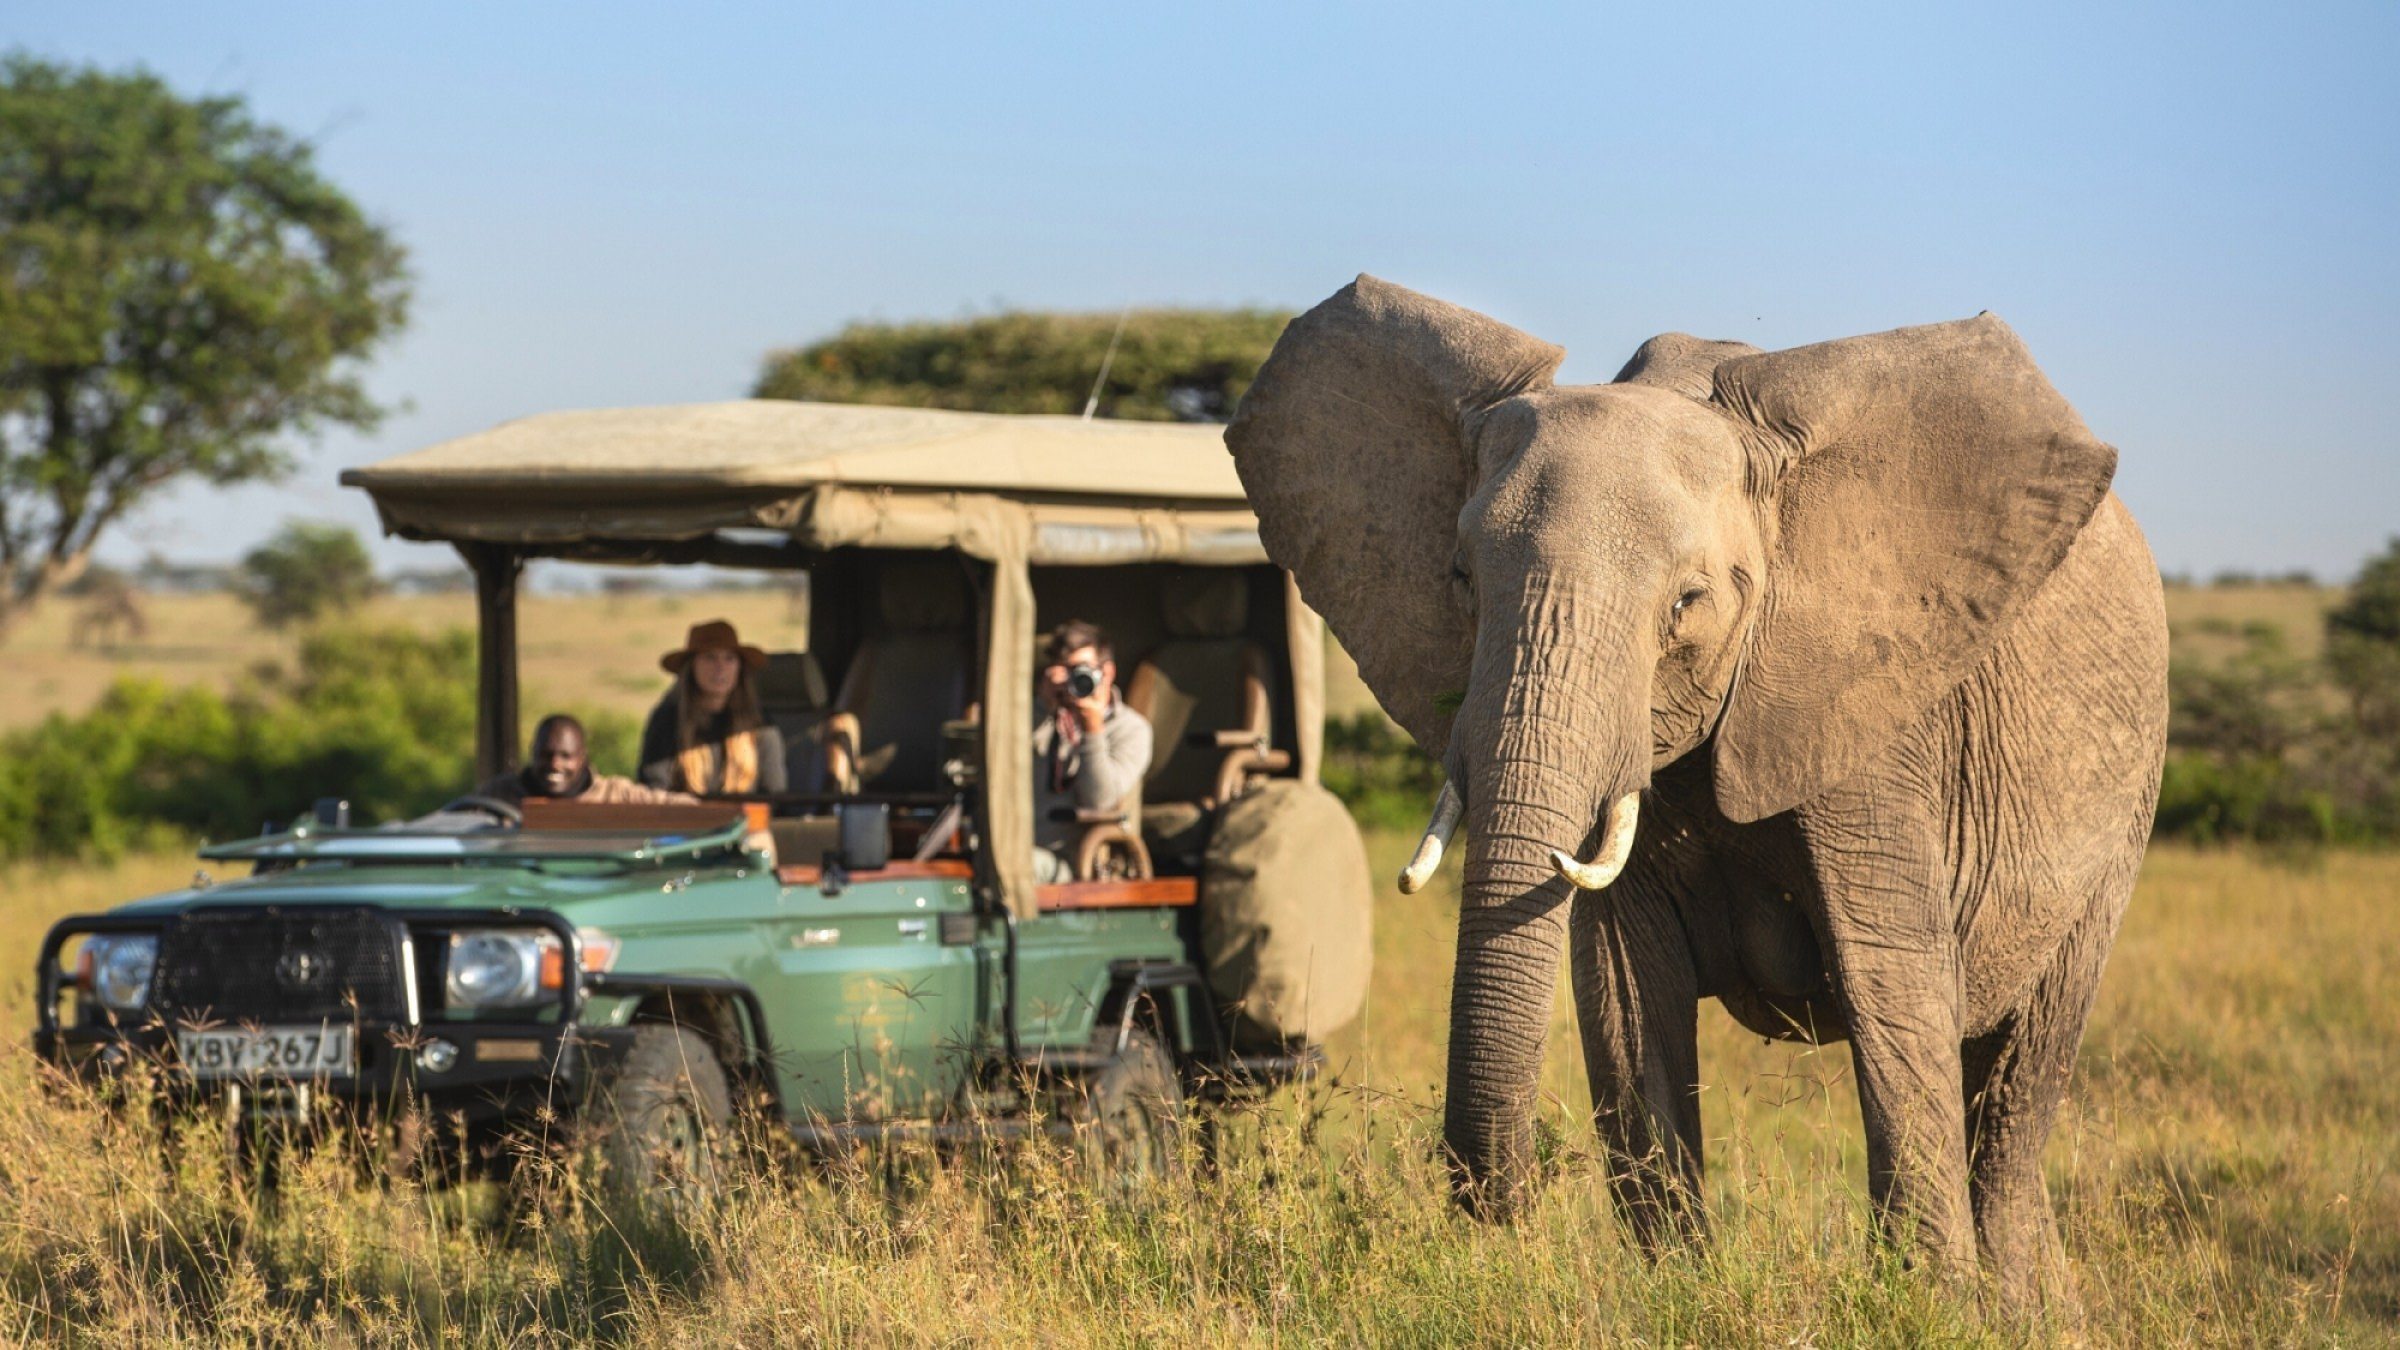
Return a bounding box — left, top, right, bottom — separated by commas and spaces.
1031, 700, 1153, 853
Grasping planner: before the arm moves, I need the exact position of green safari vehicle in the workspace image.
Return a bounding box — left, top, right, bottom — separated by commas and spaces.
34, 401, 1373, 1183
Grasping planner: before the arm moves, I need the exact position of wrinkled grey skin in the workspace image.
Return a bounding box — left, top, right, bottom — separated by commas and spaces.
1227, 276, 2168, 1306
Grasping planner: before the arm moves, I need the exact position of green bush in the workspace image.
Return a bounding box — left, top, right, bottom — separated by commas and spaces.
0, 626, 637, 862
2155, 751, 2344, 846
1320, 712, 1442, 835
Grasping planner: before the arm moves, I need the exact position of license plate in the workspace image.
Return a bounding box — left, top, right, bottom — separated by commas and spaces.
176, 1025, 356, 1079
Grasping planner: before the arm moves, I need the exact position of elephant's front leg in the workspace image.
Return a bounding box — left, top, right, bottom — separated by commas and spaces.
1800, 798, 1977, 1272
1569, 883, 1705, 1249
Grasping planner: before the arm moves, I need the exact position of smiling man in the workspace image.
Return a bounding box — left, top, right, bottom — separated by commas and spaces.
475, 714, 697, 806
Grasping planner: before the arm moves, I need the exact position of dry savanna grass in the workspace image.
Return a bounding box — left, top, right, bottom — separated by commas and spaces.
0, 839, 2389, 1344
2161, 582, 2338, 662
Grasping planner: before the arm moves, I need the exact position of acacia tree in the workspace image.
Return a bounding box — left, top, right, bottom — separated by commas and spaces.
2326, 537, 2400, 741
239, 519, 379, 629
0, 56, 409, 634
754, 308, 1291, 422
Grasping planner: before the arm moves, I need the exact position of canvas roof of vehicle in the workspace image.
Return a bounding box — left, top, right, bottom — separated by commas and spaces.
341, 400, 1264, 565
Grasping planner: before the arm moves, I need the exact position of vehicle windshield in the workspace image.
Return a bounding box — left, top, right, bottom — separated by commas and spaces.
200, 814, 752, 866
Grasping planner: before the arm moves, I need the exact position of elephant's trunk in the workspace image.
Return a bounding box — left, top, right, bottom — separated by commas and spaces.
1444, 839, 1574, 1219
1443, 608, 1644, 1218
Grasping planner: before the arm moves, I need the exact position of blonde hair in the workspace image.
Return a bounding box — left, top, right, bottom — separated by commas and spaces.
674, 664, 765, 794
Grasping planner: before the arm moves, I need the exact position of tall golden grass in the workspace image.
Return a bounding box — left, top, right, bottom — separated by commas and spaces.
0, 838, 2388, 1344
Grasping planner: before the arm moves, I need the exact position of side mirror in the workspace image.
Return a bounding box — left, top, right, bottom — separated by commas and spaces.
834, 801, 891, 872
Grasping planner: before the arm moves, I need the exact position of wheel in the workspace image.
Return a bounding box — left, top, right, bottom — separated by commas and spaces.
1071, 1029, 1184, 1184
585, 1024, 732, 1205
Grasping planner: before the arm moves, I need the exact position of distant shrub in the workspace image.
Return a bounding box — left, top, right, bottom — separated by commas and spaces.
2326, 540, 2400, 644
2155, 752, 2344, 846
1321, 712, 1442, 835
2325, 537, 2400, 742
239, 521, 381, 629
2167, 625, 2317, 761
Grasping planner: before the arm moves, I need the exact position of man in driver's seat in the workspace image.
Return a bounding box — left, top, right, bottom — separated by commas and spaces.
1032, 620, 1153, 883
475, 714, 697, 806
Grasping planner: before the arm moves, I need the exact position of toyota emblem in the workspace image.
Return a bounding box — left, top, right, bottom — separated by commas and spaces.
276, 947, 330, 989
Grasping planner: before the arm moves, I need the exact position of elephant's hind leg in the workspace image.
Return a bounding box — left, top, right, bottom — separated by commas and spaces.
1569, 885, 1705, 1249
1962, 875, 2130, 1311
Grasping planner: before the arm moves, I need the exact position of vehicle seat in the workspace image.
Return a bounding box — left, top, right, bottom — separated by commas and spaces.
825, 559, 974, 794
1124, 570, 1286, 870
756, 651, 831, 793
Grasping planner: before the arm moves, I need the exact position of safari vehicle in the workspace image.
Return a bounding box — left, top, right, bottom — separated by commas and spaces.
34, 401, 1371, 1181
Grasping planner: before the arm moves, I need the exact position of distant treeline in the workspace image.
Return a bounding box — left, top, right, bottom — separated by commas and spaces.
2161, 569, 2324, 589
5, 540, 2397, 862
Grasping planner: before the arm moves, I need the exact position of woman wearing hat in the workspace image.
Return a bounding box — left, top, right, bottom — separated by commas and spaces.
638, 619, 788, 795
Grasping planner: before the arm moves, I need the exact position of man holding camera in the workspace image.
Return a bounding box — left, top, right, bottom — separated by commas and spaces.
1032, 619, 1153, 884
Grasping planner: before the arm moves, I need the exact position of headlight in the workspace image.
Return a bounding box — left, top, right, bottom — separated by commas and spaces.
443, 928, 618, 1011
83, 934, 159, 1012
445, 930, 546, 1010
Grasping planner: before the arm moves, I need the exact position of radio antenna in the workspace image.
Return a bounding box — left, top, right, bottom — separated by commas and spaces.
1081, 307, 1131, 421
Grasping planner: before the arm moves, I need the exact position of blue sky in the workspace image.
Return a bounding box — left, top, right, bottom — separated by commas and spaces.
18, 1, 2399, 580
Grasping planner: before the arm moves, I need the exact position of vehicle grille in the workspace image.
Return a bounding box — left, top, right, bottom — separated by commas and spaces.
153, 907, 412, 1025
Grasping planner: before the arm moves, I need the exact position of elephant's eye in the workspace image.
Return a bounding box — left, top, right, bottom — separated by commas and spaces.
1669, 586, 1708, 634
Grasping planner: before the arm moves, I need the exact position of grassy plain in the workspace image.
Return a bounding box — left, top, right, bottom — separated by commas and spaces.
0, 840, 2390, 1344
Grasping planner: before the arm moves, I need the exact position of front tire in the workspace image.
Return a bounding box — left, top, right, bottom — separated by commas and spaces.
587, 1023, 732, 1205
1071, 1029, 1184, 1184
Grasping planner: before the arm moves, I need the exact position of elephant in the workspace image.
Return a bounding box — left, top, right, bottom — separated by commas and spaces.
1226, 275, 2168, 1304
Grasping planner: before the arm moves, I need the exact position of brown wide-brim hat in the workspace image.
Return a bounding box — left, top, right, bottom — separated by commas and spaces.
660, 619, 769, 675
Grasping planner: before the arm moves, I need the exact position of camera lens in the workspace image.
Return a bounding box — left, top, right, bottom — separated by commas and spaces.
1068, 664, 1101, 698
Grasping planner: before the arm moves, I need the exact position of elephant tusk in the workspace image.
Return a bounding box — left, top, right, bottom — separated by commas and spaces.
1397, 778, 1464, 894
1551, 792, 1641, 891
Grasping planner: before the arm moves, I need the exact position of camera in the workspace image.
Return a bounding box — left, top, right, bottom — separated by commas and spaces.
1066, 662, 1103, 699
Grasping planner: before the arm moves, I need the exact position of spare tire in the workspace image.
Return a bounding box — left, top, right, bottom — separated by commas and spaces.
1200, 780, 1372, 1048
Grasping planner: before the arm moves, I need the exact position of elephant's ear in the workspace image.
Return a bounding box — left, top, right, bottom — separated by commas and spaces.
1228, 275, 1563, 759
1710, 314, 2115, 822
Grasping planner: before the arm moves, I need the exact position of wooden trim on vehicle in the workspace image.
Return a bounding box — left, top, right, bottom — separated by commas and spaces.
775, 859, 975, 886
1035, 878, 1199, 912
520, 800, 748, 833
